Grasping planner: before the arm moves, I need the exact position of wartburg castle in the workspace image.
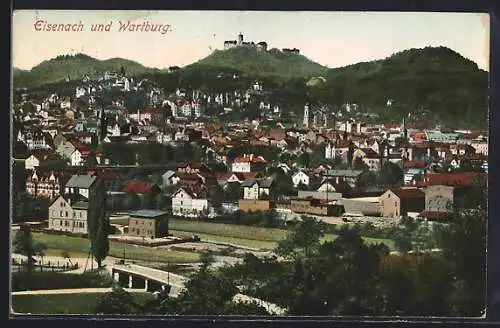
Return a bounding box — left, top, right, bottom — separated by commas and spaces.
223, 33, 300, 54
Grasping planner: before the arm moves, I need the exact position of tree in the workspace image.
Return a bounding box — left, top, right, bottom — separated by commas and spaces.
378, 161, 404, 187
353, 157, 366, 170
276, 216, 327, 275
355, 170, 377, 190
95, 286, 142, 315
433, 211, 486, 316
87, 181, 110, 268
13, 225, 36, 274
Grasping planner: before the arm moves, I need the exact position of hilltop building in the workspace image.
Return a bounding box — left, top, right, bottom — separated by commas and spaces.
282, 48, 300, 54
223, 33, 292, 54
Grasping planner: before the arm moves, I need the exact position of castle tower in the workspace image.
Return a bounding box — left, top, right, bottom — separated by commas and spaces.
303, 104, 310, 128
238, 33, 243, 46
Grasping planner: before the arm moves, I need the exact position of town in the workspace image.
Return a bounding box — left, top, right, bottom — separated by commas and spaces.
10, 32, 488, 315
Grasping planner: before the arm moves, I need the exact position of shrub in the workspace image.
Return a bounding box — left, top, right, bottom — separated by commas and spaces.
11, 270, 115, 291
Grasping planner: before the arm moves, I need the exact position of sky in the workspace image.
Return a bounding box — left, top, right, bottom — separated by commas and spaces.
12, 10, 490, 71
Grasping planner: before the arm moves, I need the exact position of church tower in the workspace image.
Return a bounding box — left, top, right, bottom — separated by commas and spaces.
303, 104, 310, 128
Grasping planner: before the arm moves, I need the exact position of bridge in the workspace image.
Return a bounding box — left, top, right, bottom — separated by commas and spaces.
111, 264, 187, 296
110, 263, 287, 315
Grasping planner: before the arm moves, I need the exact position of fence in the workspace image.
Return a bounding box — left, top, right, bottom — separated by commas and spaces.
11, 258, 79, 273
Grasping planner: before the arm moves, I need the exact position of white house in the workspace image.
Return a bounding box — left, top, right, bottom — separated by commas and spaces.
292, 171, 310, 188
231, 154, 267, 173
471, 141, 488, 156
171, 187, 209, 218
48, 195, 88, 234
70, 149, 84, 166
64, 175, 97, 200
242, 178, 273, 200
25, 154, 41, 170
60, 98, 71, 110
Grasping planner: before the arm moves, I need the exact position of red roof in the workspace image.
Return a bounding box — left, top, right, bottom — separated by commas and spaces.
391, 188, 425, 199
122, 181, 159, 194
425, 172, 487, 187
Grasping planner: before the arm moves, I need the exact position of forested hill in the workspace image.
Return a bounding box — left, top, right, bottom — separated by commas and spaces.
186, 47, 328, 79
313, 46, 488, 129
13, 54, 160, 88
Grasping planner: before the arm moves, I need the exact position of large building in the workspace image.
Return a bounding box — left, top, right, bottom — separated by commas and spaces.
223, 33, 289, 53
48, 194, 89, 234
127, 210, 169, 239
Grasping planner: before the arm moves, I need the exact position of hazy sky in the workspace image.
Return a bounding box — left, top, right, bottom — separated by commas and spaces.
12, 10, 490, 71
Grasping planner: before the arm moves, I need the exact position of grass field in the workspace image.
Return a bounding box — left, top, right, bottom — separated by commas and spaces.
169, 219, 394, 250
29, 232, 200, 263
11, 292, 154, 315
170, 230, 279, 250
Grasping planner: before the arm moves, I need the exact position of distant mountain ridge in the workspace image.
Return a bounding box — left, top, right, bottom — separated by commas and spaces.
315, 46, 488, 129
13, 53, 161, 88
12, 47, 488, 129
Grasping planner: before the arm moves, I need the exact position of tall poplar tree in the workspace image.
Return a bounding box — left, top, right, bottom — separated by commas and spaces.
87, 179, 110, 268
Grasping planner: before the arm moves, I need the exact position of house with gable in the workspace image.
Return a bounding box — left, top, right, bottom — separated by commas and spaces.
25, 170, 64, 200
418, 172, 487, 221
48, 194, 89, 234
325, 139, 353, 161
379, 187, 425, 218
241, 177, 274, 200
171, 185, 210, 218
24, 150, 53, 170
231, 154, 267, 173
65, 174, 98, 201
292, 170, 310, 188
352, 148, 380, 171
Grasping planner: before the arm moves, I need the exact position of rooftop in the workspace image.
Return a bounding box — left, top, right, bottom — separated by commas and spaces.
129, 209, 169, 218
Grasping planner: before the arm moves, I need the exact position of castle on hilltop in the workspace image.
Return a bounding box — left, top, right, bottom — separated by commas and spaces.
223, 33, 299, 54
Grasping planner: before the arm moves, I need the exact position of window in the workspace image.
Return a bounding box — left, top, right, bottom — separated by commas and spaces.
73, 212, 76, 217
60, 210, 63, 216
65, 211, 68, 217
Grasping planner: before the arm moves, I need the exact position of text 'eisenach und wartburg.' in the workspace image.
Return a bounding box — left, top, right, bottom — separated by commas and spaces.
34, 20, 172, 34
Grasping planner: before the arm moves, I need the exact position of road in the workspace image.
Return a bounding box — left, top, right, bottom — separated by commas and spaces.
12, 287, 145, 296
